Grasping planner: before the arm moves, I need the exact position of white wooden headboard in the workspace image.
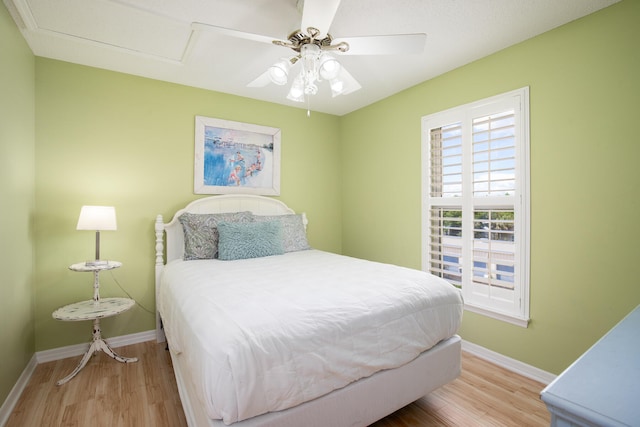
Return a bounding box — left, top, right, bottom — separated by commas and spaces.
154, 194, 306, 342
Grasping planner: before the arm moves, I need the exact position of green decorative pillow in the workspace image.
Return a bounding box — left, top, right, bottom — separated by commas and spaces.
252, 214, 310, 252
217, 220, 285, 261
179, 211, 253, 260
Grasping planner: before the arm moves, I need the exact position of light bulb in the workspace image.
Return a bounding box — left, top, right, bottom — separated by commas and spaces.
290, 85, 304, 98
330, 79, 344, 96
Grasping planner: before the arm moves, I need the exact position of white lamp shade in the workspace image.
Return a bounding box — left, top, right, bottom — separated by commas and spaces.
76, 206, 117, 231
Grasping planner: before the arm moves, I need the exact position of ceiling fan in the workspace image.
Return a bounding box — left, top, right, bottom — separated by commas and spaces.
192, 0, 426, 109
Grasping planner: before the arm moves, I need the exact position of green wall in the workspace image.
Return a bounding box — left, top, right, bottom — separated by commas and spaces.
34, 59, 342, 350
341, 0, 640, 374
0, 3, 36, 405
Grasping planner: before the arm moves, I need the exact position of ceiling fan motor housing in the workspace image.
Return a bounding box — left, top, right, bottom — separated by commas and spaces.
285, 28, 333, 52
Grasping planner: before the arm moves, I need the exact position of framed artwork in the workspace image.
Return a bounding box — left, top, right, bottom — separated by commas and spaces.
194, 116, 281, 195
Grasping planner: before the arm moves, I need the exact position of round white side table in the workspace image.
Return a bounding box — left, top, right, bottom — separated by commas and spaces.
52, 261, 138, 385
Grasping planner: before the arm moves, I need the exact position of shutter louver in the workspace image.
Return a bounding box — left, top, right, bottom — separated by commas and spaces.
429, 208, 463, 287
431, 123, 463, 198
472, 209, 515, 290
472, 111, 516, 197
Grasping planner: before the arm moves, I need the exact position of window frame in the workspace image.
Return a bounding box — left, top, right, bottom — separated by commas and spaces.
421, 87, 530, 327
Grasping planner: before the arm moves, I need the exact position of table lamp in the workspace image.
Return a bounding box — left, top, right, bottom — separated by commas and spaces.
76, 205, 117, 266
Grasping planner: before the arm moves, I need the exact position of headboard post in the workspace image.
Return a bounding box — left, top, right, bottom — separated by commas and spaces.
155, 214, 166, 343
155, 215, 165, 267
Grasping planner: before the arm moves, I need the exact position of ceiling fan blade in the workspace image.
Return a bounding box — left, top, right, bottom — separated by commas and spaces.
247, 70, 272, 88
334, 33, 427, 55
300, 0, 342, 38
191, 22, 283, 46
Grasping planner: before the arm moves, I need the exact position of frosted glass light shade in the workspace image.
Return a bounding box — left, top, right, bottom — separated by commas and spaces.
268, 60, 290, 85
319, 54, 341, 80
286, 73, 305, 102
76, 206, 117, 231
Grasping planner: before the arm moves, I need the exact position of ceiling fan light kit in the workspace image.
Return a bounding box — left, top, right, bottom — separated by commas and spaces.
266, 31, 349, 105
275, 37, 358, 108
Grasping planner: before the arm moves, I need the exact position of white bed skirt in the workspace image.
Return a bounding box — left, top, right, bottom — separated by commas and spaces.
169, 334, 461, 427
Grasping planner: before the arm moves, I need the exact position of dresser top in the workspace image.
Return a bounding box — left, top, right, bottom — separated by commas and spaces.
541, 305, 640, 426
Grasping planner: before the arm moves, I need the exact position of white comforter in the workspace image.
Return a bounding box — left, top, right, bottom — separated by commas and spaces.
158, 250, 463, 425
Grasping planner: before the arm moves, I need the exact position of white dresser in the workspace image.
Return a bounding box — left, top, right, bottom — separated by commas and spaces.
541, 305, 640, 426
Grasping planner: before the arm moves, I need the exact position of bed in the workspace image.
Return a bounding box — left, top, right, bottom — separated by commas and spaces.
154, 194, 463, 427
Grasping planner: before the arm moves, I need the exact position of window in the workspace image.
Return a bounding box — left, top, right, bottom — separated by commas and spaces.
421, 87, 530, 326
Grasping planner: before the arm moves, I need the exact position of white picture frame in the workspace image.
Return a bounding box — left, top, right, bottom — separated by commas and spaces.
194, 116, 281, 195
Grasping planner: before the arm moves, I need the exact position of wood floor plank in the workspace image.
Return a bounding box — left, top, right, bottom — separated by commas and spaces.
5, 341, 550, 426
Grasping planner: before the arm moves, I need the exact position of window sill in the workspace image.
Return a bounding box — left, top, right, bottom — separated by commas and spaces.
464, 304, 530, 328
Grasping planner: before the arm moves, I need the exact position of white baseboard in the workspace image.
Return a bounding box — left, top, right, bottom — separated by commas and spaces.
0, 329, 156, 427
0, 354, 37, 427
462, 339, 556, 385
36, 329, 156, 363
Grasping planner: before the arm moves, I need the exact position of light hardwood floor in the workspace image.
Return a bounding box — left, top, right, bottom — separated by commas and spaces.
6, 341, 550, 426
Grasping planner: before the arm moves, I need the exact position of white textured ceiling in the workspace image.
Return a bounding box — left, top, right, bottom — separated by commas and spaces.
4, 0, 619, 116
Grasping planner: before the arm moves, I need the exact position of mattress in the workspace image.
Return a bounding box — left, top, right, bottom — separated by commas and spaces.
158, 249, 463, 425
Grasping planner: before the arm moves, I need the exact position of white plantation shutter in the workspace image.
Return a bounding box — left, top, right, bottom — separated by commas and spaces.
422, 88, 530, 326
428, 125, 464, 287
